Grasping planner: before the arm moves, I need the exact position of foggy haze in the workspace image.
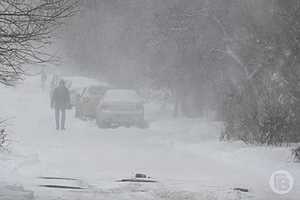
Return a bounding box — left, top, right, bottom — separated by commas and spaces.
0, 0, 300, 200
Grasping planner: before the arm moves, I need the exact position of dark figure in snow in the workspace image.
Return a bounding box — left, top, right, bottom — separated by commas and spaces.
50, 74, 59, 100
292, 146, 300, 162
51, 80, 71, 130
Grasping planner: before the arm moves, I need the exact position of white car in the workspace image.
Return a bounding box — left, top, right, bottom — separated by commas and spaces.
96, 89, 147, 128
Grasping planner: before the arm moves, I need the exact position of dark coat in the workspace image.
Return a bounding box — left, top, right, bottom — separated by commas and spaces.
51, 86, 71, 109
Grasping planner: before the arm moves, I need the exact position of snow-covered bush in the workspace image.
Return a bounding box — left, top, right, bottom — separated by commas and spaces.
258, 103, 294, 145
0, 129, 8, 151
292, 146, 300, 162
221, 72, 300, 145
0, 119, 9, 151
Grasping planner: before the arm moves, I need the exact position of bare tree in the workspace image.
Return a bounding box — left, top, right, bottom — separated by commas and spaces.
0, 0, 79, 86
152, 1, 227, 117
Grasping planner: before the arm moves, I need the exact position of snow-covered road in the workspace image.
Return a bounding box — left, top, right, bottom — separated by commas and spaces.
0, 77, 299, 200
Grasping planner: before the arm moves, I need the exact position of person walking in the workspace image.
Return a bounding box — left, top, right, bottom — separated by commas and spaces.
50, 74, 59, 100
51, 80, 71, 130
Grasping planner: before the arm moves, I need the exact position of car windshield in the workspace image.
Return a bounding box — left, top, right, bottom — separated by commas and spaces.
103, 89, 141, 103
87, 86, 106, 96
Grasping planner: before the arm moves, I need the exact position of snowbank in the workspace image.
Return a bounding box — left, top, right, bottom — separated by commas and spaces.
0, 76, 299, 200
0, 184, 34, 200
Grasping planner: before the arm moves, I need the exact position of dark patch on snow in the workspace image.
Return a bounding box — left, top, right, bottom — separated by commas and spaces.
118, 179, 157, 183
135, 173, 147, 178
233, 187, 249, 192
39, 185, 85, 190
118, 173, 157, 183
38, 176, 79, 181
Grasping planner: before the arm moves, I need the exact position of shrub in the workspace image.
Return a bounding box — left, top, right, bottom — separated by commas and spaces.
221, 72, 299, 145
0, 129, 8, 151
292, 146, 300, 162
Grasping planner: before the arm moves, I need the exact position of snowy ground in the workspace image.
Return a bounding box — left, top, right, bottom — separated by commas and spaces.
0, 76, 299, 200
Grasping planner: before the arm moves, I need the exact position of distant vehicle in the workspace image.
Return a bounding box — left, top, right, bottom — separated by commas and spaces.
62, 76, 101, 107
75, 85, 110, 118
96, 89, 147, 128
